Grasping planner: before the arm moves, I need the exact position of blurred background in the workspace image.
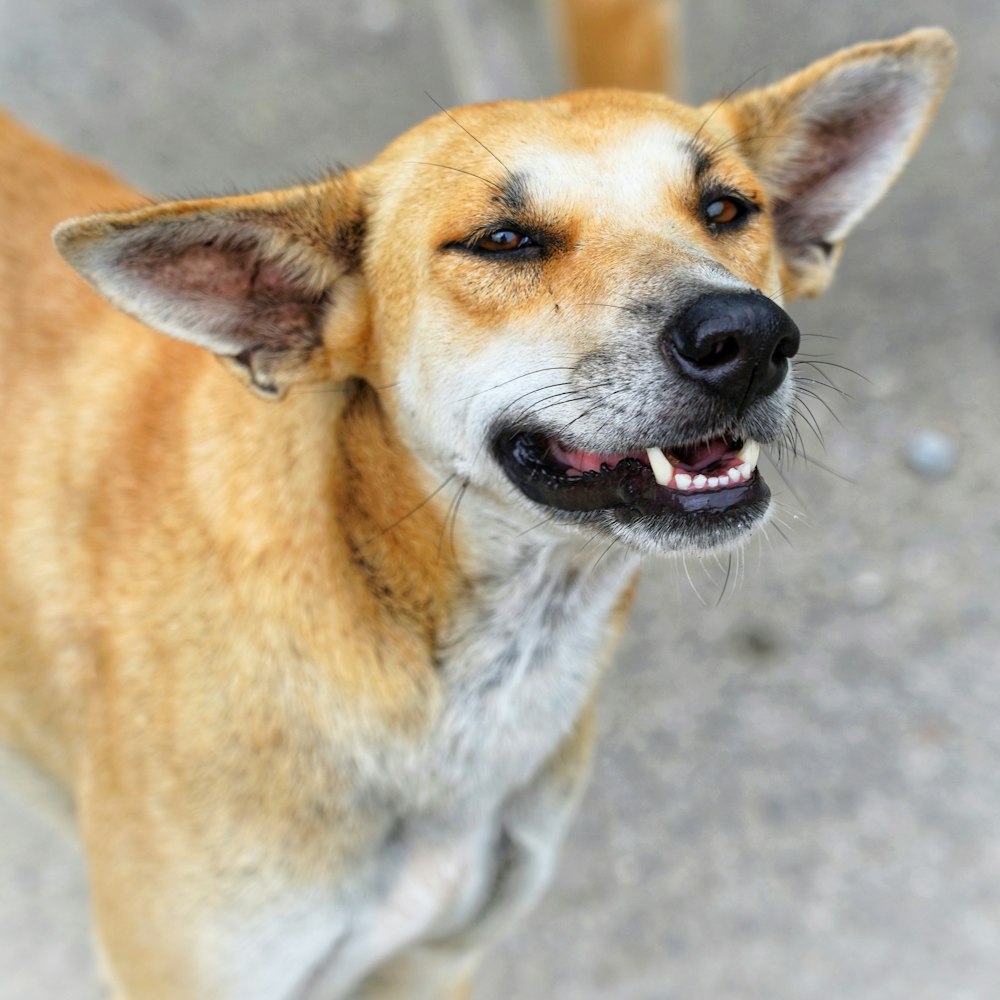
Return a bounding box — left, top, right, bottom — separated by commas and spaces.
1, 1, 998, 997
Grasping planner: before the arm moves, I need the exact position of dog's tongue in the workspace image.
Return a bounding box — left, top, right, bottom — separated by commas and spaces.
671, 438, 733, 472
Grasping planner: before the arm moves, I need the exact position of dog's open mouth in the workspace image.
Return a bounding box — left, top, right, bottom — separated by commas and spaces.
494, 430, 770, 520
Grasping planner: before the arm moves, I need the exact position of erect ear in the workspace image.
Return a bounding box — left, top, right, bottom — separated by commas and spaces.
720, 28, 955, 298
53, 172, 366, 399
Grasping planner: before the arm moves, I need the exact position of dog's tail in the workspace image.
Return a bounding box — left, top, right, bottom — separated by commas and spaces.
556, 0, 680, 96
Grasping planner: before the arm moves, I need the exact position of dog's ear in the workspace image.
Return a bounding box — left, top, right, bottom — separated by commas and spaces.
721, 28, 955, 298
53, 173, 366, 399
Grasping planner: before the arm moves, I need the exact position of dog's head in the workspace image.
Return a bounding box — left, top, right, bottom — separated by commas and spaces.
55, 30, 953, 556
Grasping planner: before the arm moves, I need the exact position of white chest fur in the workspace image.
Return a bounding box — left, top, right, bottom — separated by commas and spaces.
342, 536, 638, 813
425, 540, 638, 809
303, 540, 638, 998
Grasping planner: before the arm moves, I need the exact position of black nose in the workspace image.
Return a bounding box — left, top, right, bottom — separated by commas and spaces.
663, 291, 800, 405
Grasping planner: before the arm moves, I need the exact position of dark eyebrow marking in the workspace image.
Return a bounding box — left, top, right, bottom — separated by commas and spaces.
491, 171, 530, 214
689, 142, 716, 183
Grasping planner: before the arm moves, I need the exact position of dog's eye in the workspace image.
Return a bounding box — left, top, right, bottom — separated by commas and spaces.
703, 196, 750, 229
475, 229, 534, 253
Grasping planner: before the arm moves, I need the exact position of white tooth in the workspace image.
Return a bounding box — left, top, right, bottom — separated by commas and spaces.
707, 476, 719, 488
674, 472, 692, 490
737, 439, 760, 470
646, 446, 674, 487
693, 474, 708, 489
728, 468, 742, 483
738, 462, 752, 479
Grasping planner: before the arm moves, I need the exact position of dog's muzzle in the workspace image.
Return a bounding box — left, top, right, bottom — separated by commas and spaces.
488, 288, 800, 549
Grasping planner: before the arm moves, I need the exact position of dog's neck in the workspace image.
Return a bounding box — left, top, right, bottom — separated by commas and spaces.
328, 383, 640, 810
333, 379, 639, 645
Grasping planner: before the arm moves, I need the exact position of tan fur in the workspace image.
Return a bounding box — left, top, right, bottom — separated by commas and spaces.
0, 28, 953, 1000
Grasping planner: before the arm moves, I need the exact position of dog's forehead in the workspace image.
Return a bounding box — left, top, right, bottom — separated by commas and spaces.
371, 93, 725, 228
507, 123, 695, 221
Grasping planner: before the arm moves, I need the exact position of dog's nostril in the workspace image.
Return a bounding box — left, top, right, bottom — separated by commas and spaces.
773, 333, 799, 362
694, 334, 741, 369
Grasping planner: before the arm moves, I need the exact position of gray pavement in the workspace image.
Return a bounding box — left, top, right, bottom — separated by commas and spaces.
1, 1, 999, 998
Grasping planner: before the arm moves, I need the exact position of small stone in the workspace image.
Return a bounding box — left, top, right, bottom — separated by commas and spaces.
904, 431, 957, 480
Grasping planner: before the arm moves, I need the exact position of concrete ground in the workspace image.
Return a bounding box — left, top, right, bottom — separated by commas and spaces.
1, 0, 998, 997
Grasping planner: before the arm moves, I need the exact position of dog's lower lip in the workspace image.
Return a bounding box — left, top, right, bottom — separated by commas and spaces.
493, 431, 771, 519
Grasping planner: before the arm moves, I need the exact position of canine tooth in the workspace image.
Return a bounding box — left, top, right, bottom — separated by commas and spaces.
674, 472, 692, 490
646, 446, 674, 487
737, 439, 760, 470
692, 474, 707, 489
708, 476, 719, 488
738, 462, 752, 479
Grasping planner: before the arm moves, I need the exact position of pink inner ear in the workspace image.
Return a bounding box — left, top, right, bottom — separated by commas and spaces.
149, 243, 256, 299
129, 233, 328, 351
772, 71, 921, 250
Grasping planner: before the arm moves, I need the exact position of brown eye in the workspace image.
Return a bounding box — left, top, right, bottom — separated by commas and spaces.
476, 229, 532, 253
704, 196, 747, 227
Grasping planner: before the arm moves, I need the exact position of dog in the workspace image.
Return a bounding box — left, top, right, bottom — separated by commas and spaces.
0, 21, 954, 999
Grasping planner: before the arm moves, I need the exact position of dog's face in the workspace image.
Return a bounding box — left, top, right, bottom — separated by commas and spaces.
55, 30, 954, 555
364, 91, 798, 553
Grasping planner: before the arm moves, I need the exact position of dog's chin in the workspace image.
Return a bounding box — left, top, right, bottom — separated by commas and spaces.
492, 430, 773, 554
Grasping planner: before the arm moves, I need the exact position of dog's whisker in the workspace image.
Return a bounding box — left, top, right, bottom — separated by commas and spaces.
768, 518, 795, 548
799, 359, 869, 382
405, 160, 505, 193
795, 376, 852, 400
692, 66, 772, 144
794, 361, 847, 393
485, 381, 577, 434
708, 131, 789, 160
760, 278, 800, 303
795, 385, 845, 426
680, 553, 708, 607
531, 393, 594, 416
566, 301, 637, 312
785, 450, 857, 486
423, 91, 513, 175
770, 501, 808, 540
516, 512, 559, 537
760, 447, 809, 509
360, 474, 457, 547
591, 538, 622, 572
552, 406, 598, 440
789, 400, 826, 447
437, 477, 470, 560
456, 366, 576, 402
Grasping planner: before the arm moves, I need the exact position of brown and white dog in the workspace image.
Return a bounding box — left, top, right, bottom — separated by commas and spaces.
0, 23, 953, 1000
